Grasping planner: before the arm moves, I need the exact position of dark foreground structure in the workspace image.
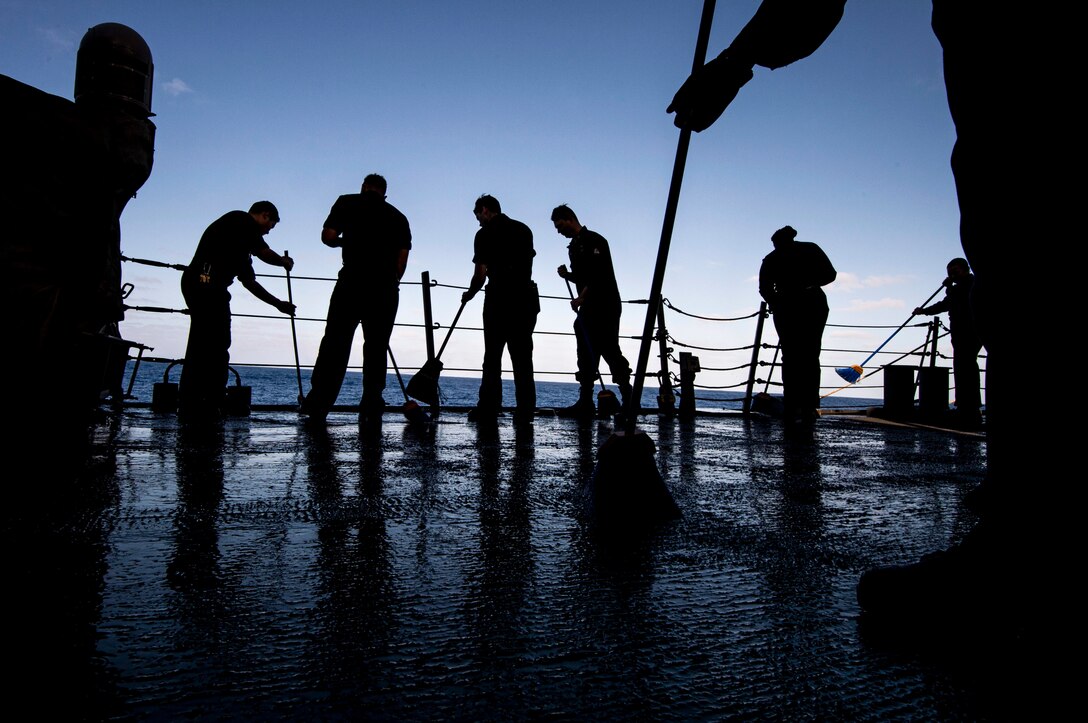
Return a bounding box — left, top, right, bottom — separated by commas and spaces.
6, 408, 1054, 720
0, 23, 155, 457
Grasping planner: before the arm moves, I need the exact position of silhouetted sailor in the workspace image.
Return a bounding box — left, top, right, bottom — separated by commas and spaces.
1, 22, 156, 459
914, 257, 983, 428
552, 205, 632, 418
300, 174, 411, 426
758, 225, 836, 424
667, 0, 1063, 657
462, 195, 539, 424
179, 202, 295, 420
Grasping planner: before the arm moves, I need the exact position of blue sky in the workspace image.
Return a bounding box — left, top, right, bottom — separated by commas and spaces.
2, 1, 960, 399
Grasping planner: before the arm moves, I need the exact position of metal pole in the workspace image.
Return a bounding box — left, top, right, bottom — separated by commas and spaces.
125, 345, 146, 399
928, 318, 939, 367
421, 270, 435, 363
284, 250, 304, 404
913, 319, 936, 401
743, 301, 768, 414
655, 301, 676, 416
626, 0, 717, 433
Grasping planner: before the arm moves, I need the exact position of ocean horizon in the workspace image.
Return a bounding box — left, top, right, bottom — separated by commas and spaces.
122, 360, 883, 412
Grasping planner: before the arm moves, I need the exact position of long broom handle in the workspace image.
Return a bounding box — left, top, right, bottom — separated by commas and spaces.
435, 299, 467, 360
626, 0, 717, 433
827, 335, 940, 399
284, 250, 304, 403
565, 277, 607, 392
387, 347, 409, 398
856, 283, 945, 368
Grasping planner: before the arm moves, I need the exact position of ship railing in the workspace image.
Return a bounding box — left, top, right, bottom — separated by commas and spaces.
117, 255, 985, 417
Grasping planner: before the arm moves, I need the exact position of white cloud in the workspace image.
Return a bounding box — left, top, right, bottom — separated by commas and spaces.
38, 27, 76, 53
830, 272, 863, 291
860, 274, 910, 289
829, 272, 912, 293
826, 328, 878, 340
841, 297, 906, 313
163, 78, 193, 96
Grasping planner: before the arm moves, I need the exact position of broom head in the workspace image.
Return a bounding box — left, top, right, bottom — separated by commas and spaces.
596, 388, 621, 415
582, 429, 681, 534
835, 365, 864, 384
751, 391, 784, 418
405, 358, 443, 405
403, 400, 431, 427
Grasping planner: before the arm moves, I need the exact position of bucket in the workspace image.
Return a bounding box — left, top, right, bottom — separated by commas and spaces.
883, 365, 915, 416
223, 366, 251, 416
918, 366, 949, 417
151, 360, 182, 413
81, 328, 137, 407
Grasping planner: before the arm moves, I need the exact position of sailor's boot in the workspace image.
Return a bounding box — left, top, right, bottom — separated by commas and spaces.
565, 386, 596, 419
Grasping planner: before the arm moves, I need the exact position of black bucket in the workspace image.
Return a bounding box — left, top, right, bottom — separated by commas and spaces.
82, 329, 137, 408
883, 365, 915, 416
918, 366, 949, 417
151, 360, 182, 413
223, 366, 251, 416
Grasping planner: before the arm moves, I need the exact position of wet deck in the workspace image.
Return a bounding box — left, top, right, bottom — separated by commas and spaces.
9, 408, 1006, 719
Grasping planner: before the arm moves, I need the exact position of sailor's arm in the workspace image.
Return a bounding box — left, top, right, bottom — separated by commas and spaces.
321, 226, 341, 248
255, 247, 293, 272
462, 263, 487, 303
240, 276, 295, 315
668, 0, 847, 131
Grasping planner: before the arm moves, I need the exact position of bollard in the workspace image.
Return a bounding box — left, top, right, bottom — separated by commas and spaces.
679, 351, 700, 421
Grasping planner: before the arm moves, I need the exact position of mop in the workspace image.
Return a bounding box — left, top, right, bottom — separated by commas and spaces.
835, 284, 944, 383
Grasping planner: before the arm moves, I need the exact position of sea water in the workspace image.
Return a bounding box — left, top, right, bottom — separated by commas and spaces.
122, 360, 880, 412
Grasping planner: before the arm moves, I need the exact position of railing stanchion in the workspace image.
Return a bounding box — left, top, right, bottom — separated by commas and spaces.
927, 318, 939, 367
421, 270, 435, 363
125, 344, 150, 400
744, 301, 768, 414
656, 300, 676, 416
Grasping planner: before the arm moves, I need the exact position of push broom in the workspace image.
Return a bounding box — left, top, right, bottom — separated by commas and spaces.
583, 0, 720, 532
834, 283, 944, 384
388, 347, 431, 427
564, 278, 621, 416
405, 299, 467, 406
284, 249, 304, 405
